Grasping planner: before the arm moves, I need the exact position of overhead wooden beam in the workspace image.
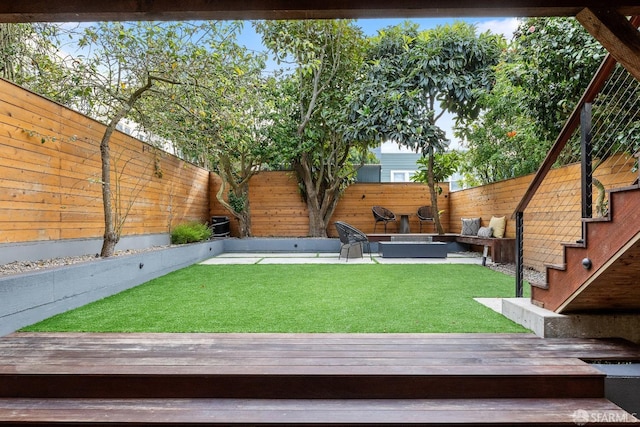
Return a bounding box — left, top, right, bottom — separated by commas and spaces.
577, 9, 640, 82
1, 0, 640, 23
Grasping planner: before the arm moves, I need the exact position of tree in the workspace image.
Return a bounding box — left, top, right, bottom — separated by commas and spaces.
255, 20, 371, 237
412, 150, 463, 196
456, 59, 543, 184
347, 22, 503, 233
461, 17, 607, 185
0, 23, 93, 106
74, 21, 235, 256
512, 18, 606, 145
158, 53, 284, 238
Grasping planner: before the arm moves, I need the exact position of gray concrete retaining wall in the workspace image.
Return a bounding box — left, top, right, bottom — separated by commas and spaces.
0, 234, 171, 265
0, 237, 344, 336
0, 240, 225, 336
223, 237, 340, 253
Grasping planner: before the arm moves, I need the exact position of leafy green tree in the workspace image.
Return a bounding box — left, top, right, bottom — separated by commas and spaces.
159, 58, 287, 238
461, 18, 606, 184
0, 23, 50, 81
412, 150, 463, 195
512, 17, 606, 145
457, 60, 543, 184
0, 23, 92, 106
347, 22, 503, 233
73, 21, 240, 256
256, 20, 371, 237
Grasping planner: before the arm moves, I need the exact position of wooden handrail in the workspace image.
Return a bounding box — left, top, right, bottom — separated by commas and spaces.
512, 15, 640, 218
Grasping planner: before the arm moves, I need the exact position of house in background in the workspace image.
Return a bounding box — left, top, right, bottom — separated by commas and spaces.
356, 142, 421, 183
357, 141, 465, 190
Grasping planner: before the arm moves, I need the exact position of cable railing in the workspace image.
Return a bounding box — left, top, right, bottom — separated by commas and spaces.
512, 17, 640, 297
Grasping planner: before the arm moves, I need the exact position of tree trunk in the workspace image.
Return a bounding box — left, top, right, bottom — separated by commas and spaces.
303, 178, 328, 238
293, 156, 327, 237
99, 76, 155, 257
215, 173, 253, 238
593, 177, 608, 217
99, 124, 118, 257
427, 150, 445, 234
237, 210, 252, 238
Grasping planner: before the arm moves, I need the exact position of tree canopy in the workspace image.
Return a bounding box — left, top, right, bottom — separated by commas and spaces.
6, 17, 614, 241
256, 20, 372, 237
347, 21, 504, 233
461, 17, 606, 184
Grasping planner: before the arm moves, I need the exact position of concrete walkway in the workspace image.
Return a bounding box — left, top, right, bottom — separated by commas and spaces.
200, 252, 484, 265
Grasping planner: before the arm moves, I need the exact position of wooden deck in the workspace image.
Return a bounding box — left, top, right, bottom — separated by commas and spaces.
0, 332, 638, 425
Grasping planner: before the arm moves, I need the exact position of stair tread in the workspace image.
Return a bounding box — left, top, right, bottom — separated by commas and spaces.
1, 333, 627, 400
607, 184, 640, 194
529, 281, 549, 290
0, 398, 635, 425
560, 241, 585, 248
545, 263, 566, 271
583, 217, 610, 223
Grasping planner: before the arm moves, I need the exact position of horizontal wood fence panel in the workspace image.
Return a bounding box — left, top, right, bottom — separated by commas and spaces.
211, 171, 450, 238
450, 154, 636, 271
4, 78, 637, 274
0, 79, 210, 247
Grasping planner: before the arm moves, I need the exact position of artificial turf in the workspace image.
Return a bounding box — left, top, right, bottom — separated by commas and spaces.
22, 263, 531, 333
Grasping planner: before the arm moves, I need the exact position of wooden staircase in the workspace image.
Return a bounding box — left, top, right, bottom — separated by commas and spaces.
0, 332, 638, 425
531, 184, 640, 313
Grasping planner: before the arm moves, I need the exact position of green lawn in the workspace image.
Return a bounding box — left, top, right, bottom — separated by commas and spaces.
23, 264, 531, 333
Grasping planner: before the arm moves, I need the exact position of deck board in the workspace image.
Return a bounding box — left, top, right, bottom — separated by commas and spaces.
0, 398, 635, 425
0, 333, 638, 424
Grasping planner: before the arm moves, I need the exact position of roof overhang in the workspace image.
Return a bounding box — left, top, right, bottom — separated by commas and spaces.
1, 0, 640, 23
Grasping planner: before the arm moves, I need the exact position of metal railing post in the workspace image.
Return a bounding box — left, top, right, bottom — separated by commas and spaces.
515, 211, 524, 298
581, 103, 593, 223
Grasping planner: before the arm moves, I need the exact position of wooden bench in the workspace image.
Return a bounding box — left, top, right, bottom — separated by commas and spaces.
455, 235, 516, 265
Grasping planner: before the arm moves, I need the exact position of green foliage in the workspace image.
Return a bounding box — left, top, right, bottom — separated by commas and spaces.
511, 18, 605, 144
461, 17, 606, 184
23, 264, 529, 333
0, 23, 90, 105
228, 190, 247, 213
255, 20, 371, 236
412, 150, 463, 193
457, 60, 545, 184
170, 222, 212, 244
347, 21, 504, 154
347, 21, 502, 233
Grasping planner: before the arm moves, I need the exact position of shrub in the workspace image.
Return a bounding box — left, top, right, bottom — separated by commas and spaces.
171, 221, 212, 244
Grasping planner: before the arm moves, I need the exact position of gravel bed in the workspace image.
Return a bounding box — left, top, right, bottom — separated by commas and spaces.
486, 262, 546, 285
0, 246, 171, 277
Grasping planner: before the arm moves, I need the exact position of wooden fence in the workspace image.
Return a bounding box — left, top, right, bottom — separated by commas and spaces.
210, 172, 450, 237
3, 79, 637, 273
0, 79, 209, 244
449, 153, 636, 270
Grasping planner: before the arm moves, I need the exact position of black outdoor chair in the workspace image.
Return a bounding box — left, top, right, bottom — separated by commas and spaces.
372, 206, 396, 233
417, 205, 435, 233
334, 221, 372, 261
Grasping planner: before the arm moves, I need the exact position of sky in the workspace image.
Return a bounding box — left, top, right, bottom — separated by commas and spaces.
62, 17, 521, 152
237, 17, 521, 152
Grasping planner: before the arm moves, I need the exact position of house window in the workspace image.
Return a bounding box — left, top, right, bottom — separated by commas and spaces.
390, 170, 415, 182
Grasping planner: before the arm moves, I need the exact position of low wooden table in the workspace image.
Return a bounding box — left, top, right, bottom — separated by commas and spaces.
378, 241, 447, 258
